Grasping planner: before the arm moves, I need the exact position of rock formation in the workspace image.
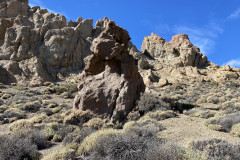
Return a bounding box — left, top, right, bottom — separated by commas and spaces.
0, 0, 93, 85
136, 33, 240, 90
73, 21, 145, 123
141, 33, 207, 67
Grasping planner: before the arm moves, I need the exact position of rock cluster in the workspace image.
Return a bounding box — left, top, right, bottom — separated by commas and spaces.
73, 21, 145, 123
137, 33, 240, 89
141, 33, 207, 67
0, 0, 93, 85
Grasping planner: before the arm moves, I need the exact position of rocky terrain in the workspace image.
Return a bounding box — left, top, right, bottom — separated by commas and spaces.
1, 0, 240, 160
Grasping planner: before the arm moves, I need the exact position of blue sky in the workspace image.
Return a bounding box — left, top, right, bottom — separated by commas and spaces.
29, 0, 240, 67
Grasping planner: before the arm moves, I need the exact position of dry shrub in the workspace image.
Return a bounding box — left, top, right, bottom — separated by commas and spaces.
63, 110, 94, 125
0, 132, 42, 160
206, 112, 240, 132
137, 93, 170, 113
184, 108, 216, 119
42, 147, 75, 160
77, 118, 178, 160
83, 118, 105, 129
9, 119, 34, 132
0, 108, 25, 123
190, 139, 240, 160
142, 110, 177, 121
230, 123, 240, 137
63, 127, 96, 148
21, 101, 41, 113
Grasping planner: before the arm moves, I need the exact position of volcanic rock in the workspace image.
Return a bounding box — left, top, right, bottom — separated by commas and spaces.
0, 0, 92, 85
141, 33, 208, 67
73, 21, 145, 123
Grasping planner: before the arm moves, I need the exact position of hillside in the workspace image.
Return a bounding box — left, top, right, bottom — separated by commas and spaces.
1, 1, 240, 160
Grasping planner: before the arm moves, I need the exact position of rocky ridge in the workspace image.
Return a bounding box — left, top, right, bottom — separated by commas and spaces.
0, 0, 93, 85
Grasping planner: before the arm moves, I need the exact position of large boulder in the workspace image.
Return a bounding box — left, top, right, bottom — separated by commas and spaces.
141, 33, 207, 67
73, 21, 145, 123
0, 0, 92, 85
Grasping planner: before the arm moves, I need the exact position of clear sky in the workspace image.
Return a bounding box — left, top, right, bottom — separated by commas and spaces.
29, 0, 240, 67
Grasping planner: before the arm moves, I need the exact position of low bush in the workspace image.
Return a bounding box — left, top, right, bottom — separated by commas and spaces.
21, 101, 41, 113
42, 147, 75, 160
146, 141, 186, 160
0, 133, 42, 160
137, 93, 170, 113
142, 110, 177, 121
0, 104, 7, 113
190, 139, 240, 160
184, 108, 216, 119
63, 127, 96, 146
230, 123, 240, 137
207, 112, 240, 132
0, 108, 25, 123
14, 130, 48, 149
9, 119, 34, 132
83, 118, 105, 129
78, 126, 186, 160
63, 110, 94, 126
225, 81, 240, 88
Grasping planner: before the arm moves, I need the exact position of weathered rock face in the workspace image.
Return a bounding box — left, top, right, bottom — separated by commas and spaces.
0, 0, 92, 85
73, 21, 145, 123
141, 33, 208, 67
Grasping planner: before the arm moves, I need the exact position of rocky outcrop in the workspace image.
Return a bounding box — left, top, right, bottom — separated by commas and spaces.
73, 21, 145, 123
141, 33, 208, 67
0, 0, 93, 85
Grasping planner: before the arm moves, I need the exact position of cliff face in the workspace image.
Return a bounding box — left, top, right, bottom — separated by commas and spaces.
0, 0, 94, 85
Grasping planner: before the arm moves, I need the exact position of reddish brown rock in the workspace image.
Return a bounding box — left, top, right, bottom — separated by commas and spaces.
73, 21, 145, 123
